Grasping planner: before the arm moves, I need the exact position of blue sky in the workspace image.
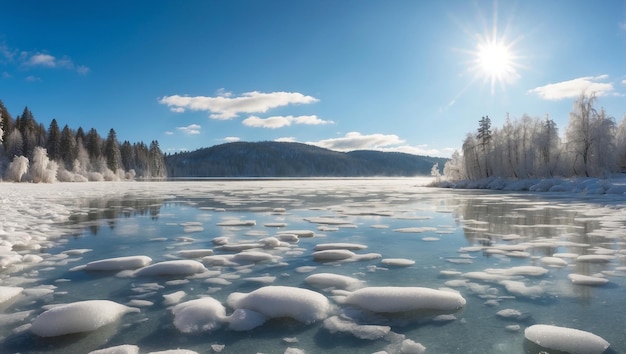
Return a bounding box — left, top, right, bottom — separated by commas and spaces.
1, 0, 624, 157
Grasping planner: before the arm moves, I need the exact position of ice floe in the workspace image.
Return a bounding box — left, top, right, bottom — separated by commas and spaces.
133, 260, 207, 277
568, 273, 609, 286
227, 286, 329, 324
525, 324, 610, 354
343, 286, 466, 313
31, 300, 139, 337
172, 297, 226, 333
304, 273, 364, 290
71, 255, 152, 271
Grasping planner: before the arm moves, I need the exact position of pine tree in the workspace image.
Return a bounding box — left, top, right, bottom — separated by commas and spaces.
0, 100, 13, 147
149, 140, 166, 178
47, 119, 62, 161
85, 128, 102, 160
120, 140, 135, 171
104, 128, 121, 171
60, 125, 78, 168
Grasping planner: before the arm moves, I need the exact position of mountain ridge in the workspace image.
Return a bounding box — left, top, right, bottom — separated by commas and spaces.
165, 141, 448, 177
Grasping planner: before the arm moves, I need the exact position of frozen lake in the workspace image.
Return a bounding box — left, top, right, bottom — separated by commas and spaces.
0, 179, 624, 353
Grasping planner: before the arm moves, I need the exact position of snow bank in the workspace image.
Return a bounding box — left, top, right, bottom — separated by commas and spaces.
71, 255, 152, 271
172, 297, 226, 333
31, 300, 139, 337
133, 260, 207, 277
344, 287, 466, 313
226, 286, 329, 324
525, 324, 610, 354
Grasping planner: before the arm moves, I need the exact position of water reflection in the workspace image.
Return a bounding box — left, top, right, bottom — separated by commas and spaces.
67, 196, 166, 235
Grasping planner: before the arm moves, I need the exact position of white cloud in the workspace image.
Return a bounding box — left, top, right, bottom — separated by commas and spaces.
27, 53, 56, 67
242, 115, 333, 129
309, 132, 406, 151
622, 79, 626, 85
275, 137, 297, 143
25, 75, 41, 82
165, 131, 174, 135
177, 124, 201, 135
158, 91, 319, 120
306, 132, 443, 156
170, 107, 185, 113
223, 136, 241, 143
528, 75, 615, 100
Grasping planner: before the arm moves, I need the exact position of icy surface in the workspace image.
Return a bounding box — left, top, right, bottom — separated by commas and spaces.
0, 179, 624, 353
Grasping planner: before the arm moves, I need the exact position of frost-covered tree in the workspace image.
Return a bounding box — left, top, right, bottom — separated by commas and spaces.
564, 93, 615, 177
5, 129, 24, 159
443, 150, 465, 181
615, 115, 626, 171
6, 155, 29, 182
31, 146, 58, 183
149, 140, 166, 178
430, 162, 441, 183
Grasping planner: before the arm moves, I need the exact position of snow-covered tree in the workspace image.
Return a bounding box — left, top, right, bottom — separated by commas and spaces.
31, 146, 58, 183
443, 150, 465, 181
6, 155, 29, 182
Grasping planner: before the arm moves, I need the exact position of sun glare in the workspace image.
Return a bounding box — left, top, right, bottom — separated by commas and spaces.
472, 35, 521, 95
478, 41, 511, 76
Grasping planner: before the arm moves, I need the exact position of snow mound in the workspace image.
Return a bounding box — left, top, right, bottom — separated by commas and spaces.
304, 273, 363, 290
133, 260, 207, 277
525, 324, 610, 354
227, 286, 329, 324
31, 300, 139, 337
233, 251, 280, 263
172, 297, 226, 333
71, 256, 152, 271
226, 308, 267, 331
344, 287, 466, 313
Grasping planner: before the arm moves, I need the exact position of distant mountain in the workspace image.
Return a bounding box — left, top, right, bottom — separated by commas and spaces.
164, 141, 448, 177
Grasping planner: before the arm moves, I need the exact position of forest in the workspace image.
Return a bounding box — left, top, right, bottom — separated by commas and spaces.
442, 93, 626, 182
0, 100, 166, 182
165, 141, 448, 177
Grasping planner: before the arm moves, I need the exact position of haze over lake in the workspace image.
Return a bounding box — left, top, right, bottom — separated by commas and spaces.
0, 179, 624, 353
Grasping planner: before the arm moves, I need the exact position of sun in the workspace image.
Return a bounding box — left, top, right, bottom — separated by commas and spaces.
472, 35, 521, 95
477, 41, 512, 77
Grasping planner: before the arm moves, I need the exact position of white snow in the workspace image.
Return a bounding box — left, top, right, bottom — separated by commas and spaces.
381, 258, 415, 266
314, 243, 368, 251
30, 300, 139, 337
323, 315, 391, 340
525, 324, 610, 354
88, 345, 140, 354
171, 297, 226, 333
344, 287, 466, 313
304, 273, 363, 290
312, 249, 355, 261
0, 286, 23, 305
568, 273, 609, 286
133, 260, 207, 277
71, 255, 152, 271
227, 286, 329, 324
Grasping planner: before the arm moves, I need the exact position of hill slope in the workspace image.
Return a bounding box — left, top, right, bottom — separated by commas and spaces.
165, 141, 448, 177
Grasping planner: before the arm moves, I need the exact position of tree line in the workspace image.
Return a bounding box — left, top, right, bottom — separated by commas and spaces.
443, 93, 626, 182
0, 100, 166, 182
